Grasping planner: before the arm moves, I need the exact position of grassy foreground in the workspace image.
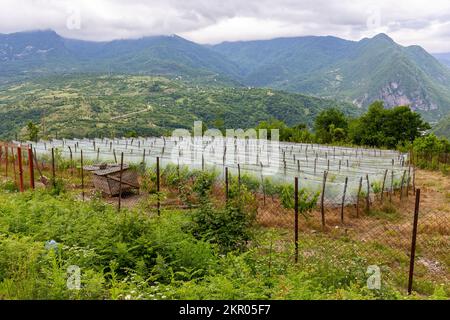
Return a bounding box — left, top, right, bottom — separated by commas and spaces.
0, 184, 446, 300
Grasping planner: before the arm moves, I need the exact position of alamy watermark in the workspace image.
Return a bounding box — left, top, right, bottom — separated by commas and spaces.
170, 121, 281, 176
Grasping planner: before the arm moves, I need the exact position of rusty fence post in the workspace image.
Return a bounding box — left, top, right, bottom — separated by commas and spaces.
294, 177, 299, 263
356, 176, 362, 218
381, 169, 388, 203
69, 146, 73, 176
225, 167, 229, 202
237, 163, 241, 192
408, 189, 421, 295
5, 146, 8, 177
341, 176, 348, 224
156, 156, 160, 216
17, 146, 24, 192
12, 147, 17, 185
365, 174, 370, 212
400, 169, 406, 201
320, 170, 328, 229
51, 148, 56, 187
118, 152, 124, 212
28, 147, 35, 189
81, 150, 85, 201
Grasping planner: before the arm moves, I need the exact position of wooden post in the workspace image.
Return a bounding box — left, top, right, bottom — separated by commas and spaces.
408, 189, 421, 295
365, 174, 370, 212
69, 146, 73, 176
381, 169, 388, 203
341, 177, 348, 223
237, 163, 241, 192
225, 167, 229, 202
12, 147, 17, 184
118, 152, 124, 212
17, 147, 24, 192
356, 176, 362, 218
81, 150, 85, 201
156, 156, 160, 216
321, 171, 328, 229
406, 166, 411, 197
4, 146, 8, 177
28, 147, 35, 189
412, 166, 416, 195
294, 177, 299, 263
400, 170, 406, 201
390, 170, 394, 202
51, 148, 56, 187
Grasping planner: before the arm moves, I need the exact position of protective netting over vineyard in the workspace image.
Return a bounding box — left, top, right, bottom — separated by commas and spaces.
23, 136, 411, 205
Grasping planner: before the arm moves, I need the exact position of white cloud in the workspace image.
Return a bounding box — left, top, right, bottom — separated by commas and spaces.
0, 0, 449, 52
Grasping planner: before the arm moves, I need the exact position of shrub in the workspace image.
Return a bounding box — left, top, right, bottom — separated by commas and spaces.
189, 201, 255, 253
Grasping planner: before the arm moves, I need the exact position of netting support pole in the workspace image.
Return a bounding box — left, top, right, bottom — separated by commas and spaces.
341, 176, 348, 224
408, 189, 420, 295
118, 152, 124, 212
81, 150, 85, 201
320, 170, 328, 229
17, 147, 24, 192
356, 176, 362, 218
28, 147, 35, 190
294, 177, 299, 263
381, 169, 388, 203
157, 156, 160, 216
365, 174, 370, 212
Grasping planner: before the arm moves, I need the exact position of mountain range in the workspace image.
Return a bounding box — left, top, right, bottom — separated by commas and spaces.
1, 30, 450, 124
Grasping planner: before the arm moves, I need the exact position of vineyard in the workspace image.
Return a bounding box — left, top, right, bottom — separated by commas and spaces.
0, 137, 448, 299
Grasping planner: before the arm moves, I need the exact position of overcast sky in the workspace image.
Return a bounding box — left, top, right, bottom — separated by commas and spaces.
1, 0, 450, 53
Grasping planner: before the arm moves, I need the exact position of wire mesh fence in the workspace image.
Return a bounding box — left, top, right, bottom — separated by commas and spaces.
0, 138, 448, 295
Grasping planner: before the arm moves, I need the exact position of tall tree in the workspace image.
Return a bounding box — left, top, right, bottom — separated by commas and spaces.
314, 108, 348, 143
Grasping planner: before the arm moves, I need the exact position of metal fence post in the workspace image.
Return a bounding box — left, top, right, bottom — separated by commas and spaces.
356, 176, 362, 218
4, 146, 8, 177
408, 189, 421, 295
17, 147, 24, 192
156, 156, 160, 216
381, 169, 388, 203
225, 167, 229, 202
28, 147, 35, 190
320, 170, 328, 229
118, 152, 124, 211
341, 176, 348, 223
294, 177, 299, 263
365, 174, 370, 212
81, 150, 85, 201
51, 148, 56, 187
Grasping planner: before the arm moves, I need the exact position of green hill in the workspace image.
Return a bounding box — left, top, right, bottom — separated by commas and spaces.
0, 75, 358, 140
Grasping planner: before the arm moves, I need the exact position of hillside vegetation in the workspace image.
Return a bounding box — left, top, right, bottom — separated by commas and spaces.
0, 75, 357, 140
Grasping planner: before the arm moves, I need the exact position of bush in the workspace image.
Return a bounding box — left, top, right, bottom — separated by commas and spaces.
189, 201, 255, 253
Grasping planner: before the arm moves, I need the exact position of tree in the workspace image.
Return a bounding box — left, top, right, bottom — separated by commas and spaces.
26, 121, 39, 142
349, 101, 430, 148
314, 108, 348, 143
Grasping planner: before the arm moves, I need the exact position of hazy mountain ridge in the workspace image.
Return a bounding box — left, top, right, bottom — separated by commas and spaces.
213, 33, 450, 121
433, 52, 450, 67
